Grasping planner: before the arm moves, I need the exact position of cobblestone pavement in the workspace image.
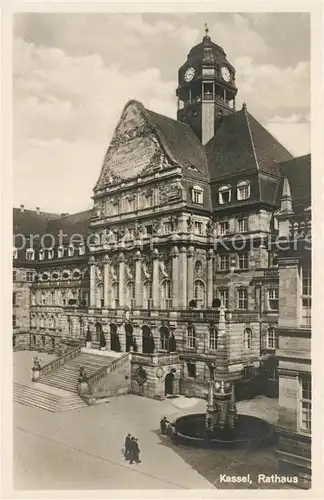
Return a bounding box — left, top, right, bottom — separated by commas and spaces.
14, 352, 293, 491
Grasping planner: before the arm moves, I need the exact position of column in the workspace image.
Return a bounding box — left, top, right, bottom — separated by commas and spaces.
118, 252, 125, 307
207, 249, 214, 308
118, 323, 126, 352
171, 246, 179, 308
179, 246, 187, 308
152, 249, 159, 308
134, 250, 142, 308
89, 257, 96, 308
103, 255, 110, 307
187, 246, 194, 303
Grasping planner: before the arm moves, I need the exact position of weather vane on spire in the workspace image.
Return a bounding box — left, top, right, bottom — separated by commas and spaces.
204, 22, 209, 36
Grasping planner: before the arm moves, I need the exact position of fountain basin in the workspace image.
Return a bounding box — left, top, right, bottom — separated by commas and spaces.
174, 413, 275, 449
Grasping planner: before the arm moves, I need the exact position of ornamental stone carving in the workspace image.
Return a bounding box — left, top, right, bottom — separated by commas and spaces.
158, 182, 183, 205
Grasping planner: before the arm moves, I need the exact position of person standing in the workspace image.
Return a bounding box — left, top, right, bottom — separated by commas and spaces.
124, 433, 131, 461
129, 437, 141, 464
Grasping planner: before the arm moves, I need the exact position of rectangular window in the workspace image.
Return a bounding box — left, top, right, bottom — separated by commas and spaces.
13, 270, 17, 281
219, 254, 229, 271
301, 266, 311, 327
146, 225, 153, 236
112, 201, 119, 215
217, 288, 229, 309
145, 193, 153, 207
238, 253, 249, 270
186, 327, 196, 348
192, 189, 203, 204
219, 221, 229, 235
193, 221, 203, 235
237, 288, 248, 310
238, 218, 248, 232
209, 327, 218, 350
186, 362, 197, 378
12, 314, 16, 328
26, 271, 34, 282
266, 327, 278, 349
268, 288, 279, 310
299, 376, 311, 433
163, 222, 173, 235
13, 292, 17, 306
127, 197, 135, 212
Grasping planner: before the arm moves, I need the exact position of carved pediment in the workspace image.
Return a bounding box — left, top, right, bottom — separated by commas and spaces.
95, 101, 173, 189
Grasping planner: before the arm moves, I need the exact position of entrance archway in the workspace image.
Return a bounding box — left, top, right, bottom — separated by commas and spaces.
110, 323, 121, 352
95, 322, 102, 342
125, 323, 135, 352
142, 325, 155, 354
165, 371, 175, 396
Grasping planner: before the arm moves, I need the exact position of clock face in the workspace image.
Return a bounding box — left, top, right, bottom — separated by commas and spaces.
184, 67, 195, 83
221, 66, 231, 82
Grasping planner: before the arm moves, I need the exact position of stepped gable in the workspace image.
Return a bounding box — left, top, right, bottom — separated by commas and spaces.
205, 106, 293, 181
277, 154, 311, 211
13, 208, 60, 236
95, 99, 209, 190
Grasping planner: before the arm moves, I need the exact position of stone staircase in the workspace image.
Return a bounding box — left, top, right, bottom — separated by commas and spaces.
38, 352, 116, 394
13, 382, 87, 412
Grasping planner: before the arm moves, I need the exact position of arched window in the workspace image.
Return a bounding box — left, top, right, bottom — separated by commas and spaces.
209, 325, 218, 350
26, 249, 35, 261
243, 328, 252, 350
95, 322, 102, 342
31, 316, 36, 328
126, 281, 135, 308
186, 324, 196, 348
219, 185, 231, 204
49, 316, 55, 329
160, 326, 170, 351
111, 282, 119, 308
47, 292, 52, 306
237, 180, 251, 201
61, 292, 67, 306
143, 281, 153, 309
40, 316, 45, 328
40, 293, 46, 306
161, 280, 172, 309
194, 280, 206, 308
68, 245, 74, 257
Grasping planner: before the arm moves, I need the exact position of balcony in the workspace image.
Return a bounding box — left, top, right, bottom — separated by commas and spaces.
131, 352, 180, 366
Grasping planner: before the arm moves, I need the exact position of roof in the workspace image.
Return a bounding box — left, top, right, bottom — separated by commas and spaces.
96, 100, 209, 189
13, 208, 91, 240
205, 106, 293, 181
146, 108, 209, 177
278, 154, 311, 209
13, 208, 60, 236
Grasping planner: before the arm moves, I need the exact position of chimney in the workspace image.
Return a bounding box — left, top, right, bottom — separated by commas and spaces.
20, 205, 24, 213
61, 213, 69, 218
36, 207, 40, 215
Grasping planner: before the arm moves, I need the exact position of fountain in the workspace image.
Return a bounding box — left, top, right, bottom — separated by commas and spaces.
174, 307, 275, 449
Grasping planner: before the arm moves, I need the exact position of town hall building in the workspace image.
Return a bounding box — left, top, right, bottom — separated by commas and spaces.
13, 27, 311, 486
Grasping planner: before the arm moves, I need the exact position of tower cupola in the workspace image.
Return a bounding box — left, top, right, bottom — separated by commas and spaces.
176, 24, 238, 144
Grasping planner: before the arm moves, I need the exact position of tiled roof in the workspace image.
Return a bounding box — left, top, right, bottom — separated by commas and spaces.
47, 210, 92, 239
205, 107, 293, 180
13, 208, 60, 236
278, 154, 311, 209
146, 108, 209, 177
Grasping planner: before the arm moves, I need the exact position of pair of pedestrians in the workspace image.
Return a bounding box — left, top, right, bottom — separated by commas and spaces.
124, 433, 141, 465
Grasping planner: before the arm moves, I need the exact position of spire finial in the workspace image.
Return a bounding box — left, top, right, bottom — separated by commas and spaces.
204, 22, 209, 36
242, 102, 247, 110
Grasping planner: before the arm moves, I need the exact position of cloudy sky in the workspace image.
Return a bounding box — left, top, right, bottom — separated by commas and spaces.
13, 12, 310, 213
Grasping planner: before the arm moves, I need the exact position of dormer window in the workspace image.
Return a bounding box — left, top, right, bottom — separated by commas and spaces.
79, 244, 85, 256
219, 185, 231, 204
237, 180, 251, 201
58, 246, 64, 258
26, 249, 35, 261
13, 248, 18, 260
192, 185, 203, 204
48, 249, 54, 260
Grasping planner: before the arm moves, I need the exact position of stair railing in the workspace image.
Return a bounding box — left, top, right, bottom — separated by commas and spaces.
87, 352, 130, 392
40, 345, 82, 376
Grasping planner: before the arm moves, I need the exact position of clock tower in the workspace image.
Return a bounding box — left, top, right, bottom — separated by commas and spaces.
176, 24, 238, 145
